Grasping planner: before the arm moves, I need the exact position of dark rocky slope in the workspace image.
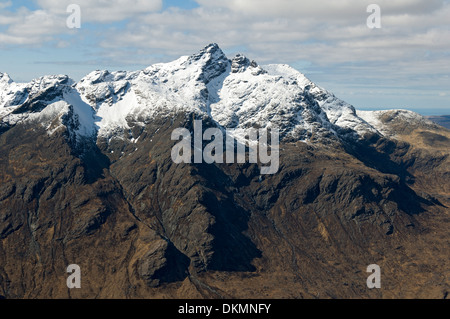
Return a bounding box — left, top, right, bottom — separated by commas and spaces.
0, 111, 448, 299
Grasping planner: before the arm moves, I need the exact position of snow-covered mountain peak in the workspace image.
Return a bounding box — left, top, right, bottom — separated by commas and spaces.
263, 64, 310, 86
0, 72, 13, 86
357, 109, 440, 137
28, 74, 73, 95
0, 72, 15, 110
185, 43, 230, 84
76, 70, 135, 112
188, 43, 227, 64
230, 54, 265, 76
0, 73, 73, 118
0, 73, 95, 143
79, 69, 136, 85
1, 44, 398, 145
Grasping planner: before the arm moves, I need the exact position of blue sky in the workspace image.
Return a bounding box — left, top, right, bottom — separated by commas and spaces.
0, 0, 449, 115
162, 0, 199, 10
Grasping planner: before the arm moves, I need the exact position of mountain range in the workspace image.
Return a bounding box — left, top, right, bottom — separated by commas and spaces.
0, 44, 448, 299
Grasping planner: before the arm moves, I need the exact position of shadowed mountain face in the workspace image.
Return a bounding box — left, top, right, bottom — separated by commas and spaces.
0, 45, 449, 299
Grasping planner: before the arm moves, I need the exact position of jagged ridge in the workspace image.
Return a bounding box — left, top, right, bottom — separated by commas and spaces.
1, 44, 388, 146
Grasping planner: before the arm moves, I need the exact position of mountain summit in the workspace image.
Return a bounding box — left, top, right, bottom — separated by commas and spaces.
0, 44, 449, 299
2, 44, 386, 144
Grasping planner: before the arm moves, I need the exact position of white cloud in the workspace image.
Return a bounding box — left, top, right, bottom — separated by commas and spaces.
103, 1, 450, 64
0, 0, 162, 45
195, 0, 444, 19
36, 0, 162, 23
0, 7, 64, 45
0, 1, 11, 10
7, 10, 64, 37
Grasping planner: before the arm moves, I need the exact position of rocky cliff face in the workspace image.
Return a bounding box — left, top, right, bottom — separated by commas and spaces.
0, 45, 448, 299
